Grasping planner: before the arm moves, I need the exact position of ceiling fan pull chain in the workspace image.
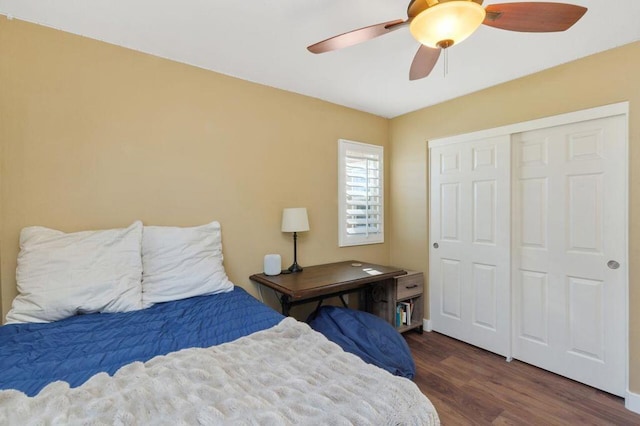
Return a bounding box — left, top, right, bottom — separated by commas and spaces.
443, 48, 449, 77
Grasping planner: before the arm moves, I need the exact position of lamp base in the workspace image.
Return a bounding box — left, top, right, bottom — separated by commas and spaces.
287, 262, 303, 273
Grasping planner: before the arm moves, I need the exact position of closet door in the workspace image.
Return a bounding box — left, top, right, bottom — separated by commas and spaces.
512, 115, 626, 396
429, 136, 511, 357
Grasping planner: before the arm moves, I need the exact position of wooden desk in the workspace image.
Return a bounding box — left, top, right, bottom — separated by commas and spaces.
250, 260, 406, 316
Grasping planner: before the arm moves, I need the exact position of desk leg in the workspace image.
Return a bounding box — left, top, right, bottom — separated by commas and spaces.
339, 295, 349, 308
280, 295, 292, 316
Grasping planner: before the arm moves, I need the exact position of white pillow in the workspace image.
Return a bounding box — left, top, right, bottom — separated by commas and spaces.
6, 221, 144, 324
141, 221, 234, 305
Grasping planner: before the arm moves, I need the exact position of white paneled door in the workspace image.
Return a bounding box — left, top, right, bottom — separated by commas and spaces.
512, 115, 626, 396
429, 136, 511, 357
429, 108, 627, 397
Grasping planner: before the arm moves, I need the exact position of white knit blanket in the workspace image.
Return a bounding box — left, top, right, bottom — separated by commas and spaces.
0, 318, 439, 425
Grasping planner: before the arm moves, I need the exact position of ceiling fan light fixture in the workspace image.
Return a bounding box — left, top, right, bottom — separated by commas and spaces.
409, 0, 486, 49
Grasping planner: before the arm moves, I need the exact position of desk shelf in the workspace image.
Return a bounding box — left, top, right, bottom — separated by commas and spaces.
368, 271, 424, 334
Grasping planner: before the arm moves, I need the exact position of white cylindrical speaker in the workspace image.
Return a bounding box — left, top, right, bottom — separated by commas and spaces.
264, 254, 281, 276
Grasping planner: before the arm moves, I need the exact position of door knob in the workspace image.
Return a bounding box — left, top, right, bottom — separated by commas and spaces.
607, 260, 620, 270
433, 242, 439, 249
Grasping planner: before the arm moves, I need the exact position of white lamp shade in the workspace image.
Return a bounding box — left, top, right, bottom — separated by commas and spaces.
281, 208, 310, 232
409, 1, 486, 48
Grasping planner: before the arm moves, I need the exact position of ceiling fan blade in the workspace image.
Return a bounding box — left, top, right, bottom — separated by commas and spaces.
307, 19, 406, 54
483, 2, 587, 32
409, 45, 441, 81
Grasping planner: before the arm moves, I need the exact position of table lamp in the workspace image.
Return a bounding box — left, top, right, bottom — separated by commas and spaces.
281, 207, 309, 273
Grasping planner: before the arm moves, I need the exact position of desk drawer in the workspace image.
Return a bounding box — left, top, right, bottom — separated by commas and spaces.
396, 272, 424, 300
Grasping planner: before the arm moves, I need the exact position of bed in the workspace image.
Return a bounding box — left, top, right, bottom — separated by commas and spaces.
0, 220, 439, 424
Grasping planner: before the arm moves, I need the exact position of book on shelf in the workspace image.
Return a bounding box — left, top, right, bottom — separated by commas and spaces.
396, 300, 414, 327
400, 301, 411, 326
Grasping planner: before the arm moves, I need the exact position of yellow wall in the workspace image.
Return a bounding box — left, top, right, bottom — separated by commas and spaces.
389, 41, 640, 391
0, 18, 390, 319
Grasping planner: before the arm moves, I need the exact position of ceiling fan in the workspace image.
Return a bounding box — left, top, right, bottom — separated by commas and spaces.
307, 1, 588, 80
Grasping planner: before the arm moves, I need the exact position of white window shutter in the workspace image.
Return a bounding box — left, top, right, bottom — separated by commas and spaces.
338, 139, 384, 247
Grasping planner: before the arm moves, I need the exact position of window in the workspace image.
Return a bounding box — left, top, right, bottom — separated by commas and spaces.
338, 139, 384, 247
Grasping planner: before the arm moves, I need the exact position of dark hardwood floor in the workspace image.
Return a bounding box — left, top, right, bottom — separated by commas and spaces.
405, 331, 640, 425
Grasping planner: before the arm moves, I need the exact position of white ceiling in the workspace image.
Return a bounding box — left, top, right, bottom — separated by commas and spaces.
1, 0, 639, 118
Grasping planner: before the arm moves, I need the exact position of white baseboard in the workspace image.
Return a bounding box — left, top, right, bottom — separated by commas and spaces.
423, 319, 432, 332
625, 390, 640, 414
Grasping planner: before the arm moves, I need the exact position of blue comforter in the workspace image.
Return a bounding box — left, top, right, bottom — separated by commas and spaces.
0, 287, 283, 396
